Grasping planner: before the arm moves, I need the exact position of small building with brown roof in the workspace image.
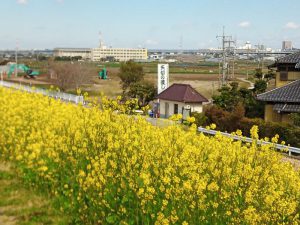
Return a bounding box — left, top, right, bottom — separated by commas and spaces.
156, 83, 209, 118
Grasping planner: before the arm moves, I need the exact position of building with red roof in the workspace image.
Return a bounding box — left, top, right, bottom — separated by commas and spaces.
156, 83, 209, 118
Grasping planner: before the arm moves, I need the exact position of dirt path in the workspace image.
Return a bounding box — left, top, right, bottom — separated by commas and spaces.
236, 77, 255, 89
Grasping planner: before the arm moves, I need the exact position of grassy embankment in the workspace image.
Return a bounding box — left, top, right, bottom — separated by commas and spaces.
0, 163, 70, 225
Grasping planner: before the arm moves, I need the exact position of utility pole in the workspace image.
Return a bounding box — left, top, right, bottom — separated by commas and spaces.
216, 26, 235, 86
255, 44, 262, 69
246, 46, 250, 80
232, 37, 237, 80
15, 39, 19, 78
232, 48, 235, 79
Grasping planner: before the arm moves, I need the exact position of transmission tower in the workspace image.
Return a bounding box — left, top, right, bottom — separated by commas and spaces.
254, 43, 264, 70
216, 27, 235, 86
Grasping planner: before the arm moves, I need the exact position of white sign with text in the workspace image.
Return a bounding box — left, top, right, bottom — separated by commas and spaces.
157, 64, 169, 94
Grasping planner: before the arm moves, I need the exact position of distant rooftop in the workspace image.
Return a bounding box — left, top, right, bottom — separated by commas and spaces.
54, 48, 92, 52
275, 51, 300, 64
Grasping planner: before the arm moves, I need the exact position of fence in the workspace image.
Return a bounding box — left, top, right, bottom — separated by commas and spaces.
0, 80, 84, 104
197, 127, 300, 156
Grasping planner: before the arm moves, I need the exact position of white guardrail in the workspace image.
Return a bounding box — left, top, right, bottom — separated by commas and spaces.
197, 127, 300, 156
0, 80, 84, 104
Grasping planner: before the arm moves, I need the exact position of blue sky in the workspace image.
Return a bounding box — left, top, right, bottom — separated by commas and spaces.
0, 0, 300, 49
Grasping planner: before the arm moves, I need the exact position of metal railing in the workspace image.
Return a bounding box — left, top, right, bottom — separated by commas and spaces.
0, 80, 84, 104
197, 127, 300, 156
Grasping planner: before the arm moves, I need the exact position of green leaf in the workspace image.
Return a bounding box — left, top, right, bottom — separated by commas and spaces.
106, 215, 118, 224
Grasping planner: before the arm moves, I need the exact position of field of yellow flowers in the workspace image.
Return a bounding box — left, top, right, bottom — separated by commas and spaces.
1, 87, 300, 225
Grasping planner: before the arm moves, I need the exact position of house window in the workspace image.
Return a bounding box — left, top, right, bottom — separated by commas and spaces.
280, 71, 288, 81
174, 104, 178, 114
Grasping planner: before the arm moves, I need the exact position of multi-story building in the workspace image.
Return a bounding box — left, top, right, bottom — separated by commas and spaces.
92, 46, 147, 62
282, 41, 292, 50
53, 48, 92, 59
53, 47, 148, 62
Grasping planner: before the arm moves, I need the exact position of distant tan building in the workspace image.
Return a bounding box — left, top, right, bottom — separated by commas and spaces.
92, 47, 147, 62
54, 34, 148, 62
257, 52, 300, 123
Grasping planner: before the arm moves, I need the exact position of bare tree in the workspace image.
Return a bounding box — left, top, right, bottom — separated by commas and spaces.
49, 62, 95, 91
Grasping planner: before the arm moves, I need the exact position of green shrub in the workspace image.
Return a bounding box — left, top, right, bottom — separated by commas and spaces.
191, 112, 208, 127
205, 106, 300, 147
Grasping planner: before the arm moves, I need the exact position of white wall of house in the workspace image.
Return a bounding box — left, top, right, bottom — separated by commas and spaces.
189, 103, 203, 113
159, 99, 203, 118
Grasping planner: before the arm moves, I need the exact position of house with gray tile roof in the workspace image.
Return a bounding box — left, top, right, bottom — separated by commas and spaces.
258, 52, 300, 123
269, 51, 300, 88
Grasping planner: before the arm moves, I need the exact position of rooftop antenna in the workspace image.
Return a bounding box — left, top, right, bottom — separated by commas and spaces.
99, 31, 104, 48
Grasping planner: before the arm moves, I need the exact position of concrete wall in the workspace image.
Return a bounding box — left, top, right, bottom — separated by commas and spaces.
275, 71, 300, 87
159, 99, 203, 118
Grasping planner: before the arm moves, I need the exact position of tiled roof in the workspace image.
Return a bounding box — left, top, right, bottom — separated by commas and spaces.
257, 79, 300, 103
276, 51, 300, 64
157, 83, 208, 103
273, 103, 300, 113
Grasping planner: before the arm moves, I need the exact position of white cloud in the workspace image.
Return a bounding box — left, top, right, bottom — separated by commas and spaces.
56, 0, 64, 3
17, 0, 28, 4
285, 22, 300, 29
238, 21, 251, 28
